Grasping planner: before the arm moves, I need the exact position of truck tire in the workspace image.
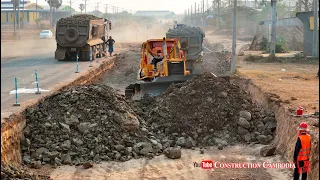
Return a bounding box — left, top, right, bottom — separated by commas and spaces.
64, 28, 79, 43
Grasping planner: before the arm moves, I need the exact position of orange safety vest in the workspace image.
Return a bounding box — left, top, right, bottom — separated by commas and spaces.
297, 134, 311, 174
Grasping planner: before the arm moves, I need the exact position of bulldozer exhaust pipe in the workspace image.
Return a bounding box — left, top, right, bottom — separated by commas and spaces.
163, 37, 167, 57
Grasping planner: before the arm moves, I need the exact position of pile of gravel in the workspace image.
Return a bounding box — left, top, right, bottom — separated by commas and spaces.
58, 14, 102, 25
21, 85, 164, 166
1, 163, 50, 180
166, 25, 205, 37
138, 74, 277, 149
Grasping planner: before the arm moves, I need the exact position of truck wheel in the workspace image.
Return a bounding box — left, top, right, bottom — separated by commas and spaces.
64, 28, 79, 42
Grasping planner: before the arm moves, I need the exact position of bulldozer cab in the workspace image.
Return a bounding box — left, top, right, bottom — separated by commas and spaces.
139, 38, 190, 81
125, 38, 193, 100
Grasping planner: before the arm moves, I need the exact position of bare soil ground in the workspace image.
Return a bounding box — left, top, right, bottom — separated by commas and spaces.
30, 145, 291, 180
237, 58, 319, 114
99, 43, 141, 94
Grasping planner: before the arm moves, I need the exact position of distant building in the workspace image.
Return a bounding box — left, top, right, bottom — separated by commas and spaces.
135, 11, 175, 18
1, 0, 30, 10
1, 1, 69, 24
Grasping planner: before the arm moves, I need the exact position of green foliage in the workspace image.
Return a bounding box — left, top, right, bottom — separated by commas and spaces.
275, 36, 287, 53
259, 36, 269, 51
45, 0, 62, 9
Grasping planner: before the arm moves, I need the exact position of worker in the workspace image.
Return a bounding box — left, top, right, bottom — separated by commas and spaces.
293, 122, 311, 180
179, 49, 184, 58
106, 36, 115, 57
152, 50, 164, 70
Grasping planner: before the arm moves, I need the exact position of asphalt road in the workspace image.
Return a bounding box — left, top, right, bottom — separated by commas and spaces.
1, 39, 109, 118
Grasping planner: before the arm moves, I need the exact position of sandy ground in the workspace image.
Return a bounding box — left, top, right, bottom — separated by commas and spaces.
99, 44, 141, 94
204, 31, 252, 53
29, 145, 292, 180
237, 58, 319, 114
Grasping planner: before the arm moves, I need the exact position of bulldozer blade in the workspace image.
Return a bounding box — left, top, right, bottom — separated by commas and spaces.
125, 75, 195, 101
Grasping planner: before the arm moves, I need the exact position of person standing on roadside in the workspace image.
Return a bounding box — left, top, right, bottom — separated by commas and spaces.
293, 122, 311, 180
106, 36, 115, 57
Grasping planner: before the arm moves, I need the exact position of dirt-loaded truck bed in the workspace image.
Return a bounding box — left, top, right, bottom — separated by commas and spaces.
166, 24, 205, 74
55, 14, 112, 61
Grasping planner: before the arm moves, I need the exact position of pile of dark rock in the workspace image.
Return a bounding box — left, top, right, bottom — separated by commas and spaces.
138, 74, 277, 149
22, 74, 277, 167
58, 14, 102, 25
22, 85, 164, 166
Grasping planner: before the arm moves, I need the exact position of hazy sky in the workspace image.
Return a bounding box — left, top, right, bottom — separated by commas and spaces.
3, 0, 211, 14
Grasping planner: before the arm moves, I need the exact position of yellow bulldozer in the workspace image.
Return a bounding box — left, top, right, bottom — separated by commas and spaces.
125, 37, 195, 100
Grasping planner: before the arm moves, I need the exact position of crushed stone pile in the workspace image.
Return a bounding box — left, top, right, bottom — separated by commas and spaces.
22, 85, 164, 166
58, 14, 102, 25
138, 74, 277, 149
1, 163, 50, 180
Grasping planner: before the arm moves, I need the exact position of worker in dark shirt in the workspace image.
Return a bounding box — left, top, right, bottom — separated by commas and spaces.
106, 36, 115, 57
152, 50, 163, 70
293, 122, 311, 180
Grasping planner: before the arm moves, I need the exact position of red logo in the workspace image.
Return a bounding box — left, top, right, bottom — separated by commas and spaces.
201, 160, 213, 169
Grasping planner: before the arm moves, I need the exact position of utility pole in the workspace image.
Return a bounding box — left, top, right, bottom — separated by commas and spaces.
22, 0, 24, 28
12, 0, 16, 35
84, 0, 88, 13
96, 2, 100, 16
203, 0, 205, 26
195, 2, 196, 26
18, 0, 20, 40
69, 0, 72, 15
36, 0, 38, 19
105, 4, 108, 14
231, 0, 237, 74
312, 0, 318, 57
191, 5, 193, 26
198, 3, 200, 26
188, 8, 190, 25
270, 0, 277, 55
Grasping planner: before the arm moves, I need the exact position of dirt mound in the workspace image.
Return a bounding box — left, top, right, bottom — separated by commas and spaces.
203, 51, 232, 76
166, 25, 205, 36
22, 85, 163, 166
139, 74, 276, 148
1, 163, 50, 180
58, 14, 102, 25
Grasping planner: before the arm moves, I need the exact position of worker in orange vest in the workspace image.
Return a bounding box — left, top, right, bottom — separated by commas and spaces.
293, 122, 311, 180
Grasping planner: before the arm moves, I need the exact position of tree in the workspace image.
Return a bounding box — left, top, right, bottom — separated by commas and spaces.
45, 0, 62, 28
11, 0, 19, 35
79, 4, 84, 13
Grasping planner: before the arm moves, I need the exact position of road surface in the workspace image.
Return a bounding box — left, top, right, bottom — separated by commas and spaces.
1, 39, 121, 119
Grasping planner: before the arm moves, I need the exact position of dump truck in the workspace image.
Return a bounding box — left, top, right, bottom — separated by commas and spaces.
166, 24, 205, 74
55, 14, 112, 61
125, 37, 194, 100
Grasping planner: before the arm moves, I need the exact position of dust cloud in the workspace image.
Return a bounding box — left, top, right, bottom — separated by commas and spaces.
109, 23, 170, 43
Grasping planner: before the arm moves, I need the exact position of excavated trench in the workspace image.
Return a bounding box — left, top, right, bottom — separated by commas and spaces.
1, 45, 319, 180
